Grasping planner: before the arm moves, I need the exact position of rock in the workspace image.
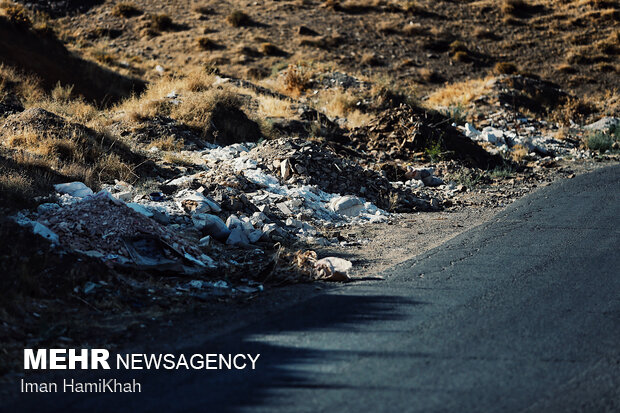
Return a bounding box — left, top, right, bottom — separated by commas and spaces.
281, 158, 293, 180
127, 203, 154, 217
276, 202, 293, 215
151, 210, 170, 225
464, 123, 481, 138
37, 203, 60, 214
32, 222, 59, 243
285, 217, 303, 228
422, 175, 444, 187
247, 229, 264, 243
329, 196, 365, 217
226, 214, 243, 230
584, 117, 619, 132
192, 214, 231, 241
54, 182, 93, 198
199, 235, 212, 247
178, 190, 222, 214
115, 191, 133, 202
226, 228, 250, 246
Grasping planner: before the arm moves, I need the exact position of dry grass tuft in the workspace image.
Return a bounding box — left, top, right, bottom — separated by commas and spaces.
283, 64, 311, 96
510, 144, 528, 162
0, 1, 31, 27
226, 10, 252, 27
257, 96, 294, 118
361, 52, 382, 66
149, 14, 174, 31
494, 61, 518, 74
451, 51, 470, 62
197, 36, 221, 50
259, 42, 285, 56
402, 22, 427, 36
502, 0, 529, 17
425, 77, 493, 109
193, 5, 214, 15
113, 3, 142, 18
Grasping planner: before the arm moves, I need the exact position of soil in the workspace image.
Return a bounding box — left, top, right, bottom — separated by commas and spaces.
41, 0, 620, 102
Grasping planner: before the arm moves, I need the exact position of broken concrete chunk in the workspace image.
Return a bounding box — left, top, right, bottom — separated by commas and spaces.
584, 117, 619, 132
32, 222, 59, 243
54, 182, 93, 198
226, 227, 250, 246
329, 196, 365, 217
281, 158, 293, 180
422, 175, 444, 187
192, 214, 231, 241
37, 203, 60, 214
226, 214, 243, 230
127, 203, 154, 217
247, 229, 264, 243
276, 202, 293, 215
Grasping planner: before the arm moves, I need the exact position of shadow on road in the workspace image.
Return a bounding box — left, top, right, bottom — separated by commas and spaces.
5, 293, 426, 412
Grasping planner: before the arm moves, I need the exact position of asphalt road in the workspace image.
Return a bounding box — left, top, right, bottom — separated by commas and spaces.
5, 165, 620, 412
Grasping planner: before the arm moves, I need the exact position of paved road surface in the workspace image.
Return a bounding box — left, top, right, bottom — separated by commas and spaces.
5, 165, 620, 412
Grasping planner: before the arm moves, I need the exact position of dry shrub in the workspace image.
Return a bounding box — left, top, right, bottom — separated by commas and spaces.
426, 77, 493, 109
150, 14, 174, 31
0, 2, 30, 27
113, 3, 142, 18
283, 64, 311, 95
551, 97, 598, 125
169, 88, 242, 130
226, 10, 252, 27
451, 51, 470, 62
259, 42, 285, 56
402, 23, 427, 36
494, 62, 518, 74
361, 52, 382, 66
510, 144, 528, 162
146, 136, 184, 152
197, 36, 220, 50
502, 0, 529, 16
257, 96, 294, 118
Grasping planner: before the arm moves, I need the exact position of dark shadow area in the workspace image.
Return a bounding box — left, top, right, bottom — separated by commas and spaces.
14, 0, 105, 16
0, 17, 146, 106
2, 293, 426, 412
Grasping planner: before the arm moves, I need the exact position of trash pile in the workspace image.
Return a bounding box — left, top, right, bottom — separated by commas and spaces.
460, 119, 586, 159
11, 136, 439, 285
346, 104, 502, 170
15, 185, 215, 273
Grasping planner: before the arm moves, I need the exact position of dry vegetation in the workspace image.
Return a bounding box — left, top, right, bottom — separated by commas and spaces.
0, 0, 618, 208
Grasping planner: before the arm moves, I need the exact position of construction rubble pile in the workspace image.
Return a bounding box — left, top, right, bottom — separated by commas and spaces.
8, 72, 619, 296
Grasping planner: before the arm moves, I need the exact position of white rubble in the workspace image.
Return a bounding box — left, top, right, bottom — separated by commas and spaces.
54, 182, 93, 198
584, 117, 619, 132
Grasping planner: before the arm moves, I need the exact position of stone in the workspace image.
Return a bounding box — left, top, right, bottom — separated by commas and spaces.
54, 182, 93, 198
192, 214, 231, 241
584, 117, 619, 132
226, 228, 250, 246
329, 196, 365, 217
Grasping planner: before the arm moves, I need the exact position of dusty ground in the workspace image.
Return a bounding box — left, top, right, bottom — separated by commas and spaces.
46, 0, 619, 102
